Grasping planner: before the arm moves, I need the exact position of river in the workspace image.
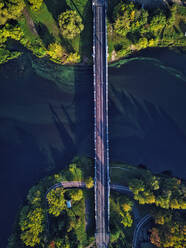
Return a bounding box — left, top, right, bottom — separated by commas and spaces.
0, 47, 186, 246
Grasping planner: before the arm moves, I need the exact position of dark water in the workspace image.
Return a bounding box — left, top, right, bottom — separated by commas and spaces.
0, 48, 186, 246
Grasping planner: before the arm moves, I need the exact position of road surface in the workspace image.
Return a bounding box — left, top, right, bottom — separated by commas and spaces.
93, 1, 110, 247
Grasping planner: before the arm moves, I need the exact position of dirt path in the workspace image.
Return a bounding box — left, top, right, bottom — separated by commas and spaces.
23, 8, 38, 35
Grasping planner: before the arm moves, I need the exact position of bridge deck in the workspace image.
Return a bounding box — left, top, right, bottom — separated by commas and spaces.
93, 1, 110, 247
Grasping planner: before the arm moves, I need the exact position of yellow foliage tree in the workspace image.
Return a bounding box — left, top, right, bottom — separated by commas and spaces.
85, 177, 94, 189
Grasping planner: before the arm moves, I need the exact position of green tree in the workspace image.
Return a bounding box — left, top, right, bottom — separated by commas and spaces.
65, 52, 80, 64
27, 185, 42, 206
120, 211, 133, 227
149, 12, 167, 34
47, 188, 66, 216
68, 163, 82, 181
58, 10, 84, 39
19, 206, 44, 247
47, 42, 66, 63
113, 1, 148, 37
85, 177, 94, 189
28, 0, 43, 11
69, 189, 83, 202
129, 178, 145, 195
121, 196, 133, 212
0, 0, 25, 25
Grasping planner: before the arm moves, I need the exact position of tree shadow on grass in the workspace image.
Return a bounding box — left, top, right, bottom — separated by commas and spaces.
44, 0, 68, 22
35, 22, 55, 47
78, 1, 93, 61
59, 33, 75, 54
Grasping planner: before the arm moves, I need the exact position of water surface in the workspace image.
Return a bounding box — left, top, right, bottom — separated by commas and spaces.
0, 48, 186, 246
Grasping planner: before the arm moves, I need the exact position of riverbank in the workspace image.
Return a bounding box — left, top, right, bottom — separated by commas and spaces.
0, 0, 186, 65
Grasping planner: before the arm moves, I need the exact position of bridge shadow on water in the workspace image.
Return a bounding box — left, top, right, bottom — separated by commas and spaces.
108, 82, 186, 179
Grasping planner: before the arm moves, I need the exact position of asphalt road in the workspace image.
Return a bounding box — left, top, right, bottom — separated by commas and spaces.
93, 1, 109, 247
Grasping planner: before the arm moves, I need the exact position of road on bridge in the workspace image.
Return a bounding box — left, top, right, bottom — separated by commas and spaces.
93, 0, 110, 247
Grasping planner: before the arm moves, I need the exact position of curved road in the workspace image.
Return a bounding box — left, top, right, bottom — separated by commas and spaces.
46, 182, 152, 248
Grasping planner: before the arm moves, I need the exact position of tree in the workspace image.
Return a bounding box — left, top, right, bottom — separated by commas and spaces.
27, 185, 42, 206
149, 12, 167, 34
28, 0, 43, 11
58, 10, 84, 39
113, 1, 148, 37
65, 52, 80, 64
47, 42, 66, 63
47, 188, 66, 216
19, 206, 44, 247
120, 211, 133, 227
69, 189, 83, 202
85, 177, 94, 189
129, 178, 145, 195
0, 0, 25, 25
121, 196, 133, 212
150, 228, 161, 247
68, 163, 82, 181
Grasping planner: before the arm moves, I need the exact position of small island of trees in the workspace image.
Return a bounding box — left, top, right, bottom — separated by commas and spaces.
8, 157, 186, 248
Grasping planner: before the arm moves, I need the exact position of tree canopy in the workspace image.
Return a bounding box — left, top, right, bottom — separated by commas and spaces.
58, 10, 84, 39
47, 188, 66, 217
28, 0, 43, 11
0, 0, 25, 25
19, 206, 45, 247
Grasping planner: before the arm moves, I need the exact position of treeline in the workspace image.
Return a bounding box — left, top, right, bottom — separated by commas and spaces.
128, 168, 186, 248
129, 171, 186, 210
108, 0, 186, 59
110, 193, 134, 248
150, 210, 185, 248
0, 0, 86, 64
8, 157, 94, 248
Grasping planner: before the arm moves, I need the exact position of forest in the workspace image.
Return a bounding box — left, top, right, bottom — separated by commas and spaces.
0, 0, 186, 64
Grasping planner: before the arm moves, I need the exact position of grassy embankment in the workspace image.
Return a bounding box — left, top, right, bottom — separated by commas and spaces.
0, 0, 92, 65
1, 0, 186, 65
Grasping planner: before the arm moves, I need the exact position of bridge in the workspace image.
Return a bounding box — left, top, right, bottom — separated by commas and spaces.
92, 0, 110, 247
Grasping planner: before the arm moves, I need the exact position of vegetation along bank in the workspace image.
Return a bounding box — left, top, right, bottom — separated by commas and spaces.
0, 0, 186, 65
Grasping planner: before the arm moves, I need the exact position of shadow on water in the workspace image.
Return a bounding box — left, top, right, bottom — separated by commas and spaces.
48, 103, 76, 164
109, 86, 186, 178
73, 0, 94, 158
